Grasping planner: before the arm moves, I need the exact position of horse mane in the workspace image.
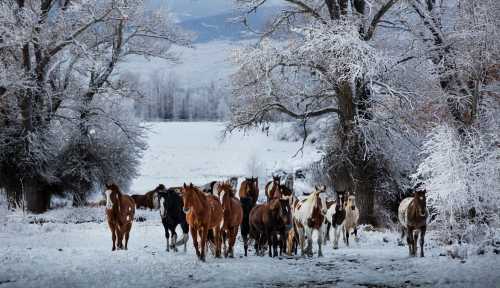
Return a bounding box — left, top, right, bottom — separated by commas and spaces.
218, 182, 234, 197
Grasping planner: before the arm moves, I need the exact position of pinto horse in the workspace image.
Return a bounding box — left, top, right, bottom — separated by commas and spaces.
399, 189, 428, 257
330, 190, 347, 249
216, 182, 243, 258
265, 176, 282, 202
293, 185, 327, 257
182, 183, 223, 261
158, 187, 189, 252
250, 198, 292, 257
105, 184, 135, 251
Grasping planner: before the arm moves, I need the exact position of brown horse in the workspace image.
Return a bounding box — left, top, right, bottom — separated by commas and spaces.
265, 175, 282, 202
239, 177, 259, 206
216, 182, 243, 258
398, 189, 428, 257
182, 183, 223, 261
250, 198, 292, 257
105, 184, 135, 251
132, 185, 163, 210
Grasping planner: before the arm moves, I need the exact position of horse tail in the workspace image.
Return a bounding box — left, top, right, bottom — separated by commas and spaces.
175, 232, 189, 247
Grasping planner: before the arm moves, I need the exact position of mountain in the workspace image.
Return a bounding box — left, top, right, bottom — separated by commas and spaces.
179, 6, 281, 43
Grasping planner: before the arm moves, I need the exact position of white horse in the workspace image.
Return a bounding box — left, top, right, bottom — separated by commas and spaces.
343, 194, 359, 246
293, 185, 327, 257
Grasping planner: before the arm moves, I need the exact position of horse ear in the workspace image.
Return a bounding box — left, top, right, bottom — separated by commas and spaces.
183, 183, 187, 188
189, 183, 193, 188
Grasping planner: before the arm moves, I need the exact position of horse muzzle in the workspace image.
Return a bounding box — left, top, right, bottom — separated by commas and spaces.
182, 207, 190, 213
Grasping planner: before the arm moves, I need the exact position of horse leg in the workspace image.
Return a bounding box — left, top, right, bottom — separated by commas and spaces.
229, 227, 237, 258
420, 226, 426, 257
172, 232, 178, 252
110, 225, 117, 251
406, 227, 414, 256
200, 226, 208, 261
305, 228, 313, 257
191, 227, 200, 259
124, 223, 131, 250
243, 232, 248, 257
298, 228, 306, 256
182, 222, 189, 253
215, 226, 222, 258
333, 225, 340, 249
353, 226, 358, 242
222, 229, 228, 258
164, 227, 170, 252
413, 229, 419, 257
317, 228, 324, 257
324, 222, 331, 242
117, 228, 124, 249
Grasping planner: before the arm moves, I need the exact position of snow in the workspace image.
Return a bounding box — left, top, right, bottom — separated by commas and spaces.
129, 122, 322, 195
1, 207, 498, 288
0, 122, 498, 288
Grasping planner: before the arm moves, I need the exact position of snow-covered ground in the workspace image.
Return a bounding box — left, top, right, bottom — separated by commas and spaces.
1, 122, 498, 288
129, 121, 322, 195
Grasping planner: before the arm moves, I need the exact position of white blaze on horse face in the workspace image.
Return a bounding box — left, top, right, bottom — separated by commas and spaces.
105, 190, 112, 210
219, 189, 226, 204
159, 197, 165, 218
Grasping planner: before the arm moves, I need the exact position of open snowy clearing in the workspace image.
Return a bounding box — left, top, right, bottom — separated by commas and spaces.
1, 122, 498, 288
129, 121, 322, 195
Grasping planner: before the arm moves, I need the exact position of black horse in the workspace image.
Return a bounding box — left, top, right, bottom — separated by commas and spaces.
158, 188, 189, 252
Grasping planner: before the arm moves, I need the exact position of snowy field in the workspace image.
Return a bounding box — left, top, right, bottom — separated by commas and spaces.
1, 122, 499, 288
129, 121, 322, 195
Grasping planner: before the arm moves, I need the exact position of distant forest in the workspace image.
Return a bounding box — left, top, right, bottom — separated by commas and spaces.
130, 72, 231, 121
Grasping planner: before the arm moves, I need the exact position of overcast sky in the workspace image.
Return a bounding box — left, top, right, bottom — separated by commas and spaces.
149, 0, 282, 20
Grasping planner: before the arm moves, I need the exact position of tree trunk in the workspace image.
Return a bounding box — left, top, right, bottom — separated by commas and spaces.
23, 178, 51, 213
332, 80, 377, 225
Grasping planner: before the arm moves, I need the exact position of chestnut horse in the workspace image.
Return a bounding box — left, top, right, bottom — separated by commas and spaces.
182, 183, 223, 261
216, 182, 243, 258
105, 184, 135, 251
239, 177, 259, 206
265, 176, 282, 202
399, 189, 428, 257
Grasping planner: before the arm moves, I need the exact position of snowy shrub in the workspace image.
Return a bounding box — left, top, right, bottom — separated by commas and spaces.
416, 124, 499, 249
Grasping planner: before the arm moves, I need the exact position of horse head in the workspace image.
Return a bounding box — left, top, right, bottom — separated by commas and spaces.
270, 198, 292, 228
414, 189, 427, 217
217, 181, 234, 203
346, 193, 357, 211
336, 190, 346, 211
181, 183, 196, 213
105, 183, 121, 211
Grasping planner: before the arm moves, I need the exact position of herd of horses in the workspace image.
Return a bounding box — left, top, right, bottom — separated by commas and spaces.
103, 177, 429, 261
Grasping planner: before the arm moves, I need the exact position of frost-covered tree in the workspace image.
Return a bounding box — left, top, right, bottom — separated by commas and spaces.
0, 0, 189, 211
230, 0, 409, 224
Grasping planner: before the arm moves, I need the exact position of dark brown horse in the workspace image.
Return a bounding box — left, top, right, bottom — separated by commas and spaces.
131, 185, 163, 209
182, 183, 223, 261
250, 198, 292, 257
265, 176, 282, 202
398, 189, 428, 257
239, 177, 259, 206
216, 182, 243, 258
239, 177, 259, 256
105, 184, 135, 251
